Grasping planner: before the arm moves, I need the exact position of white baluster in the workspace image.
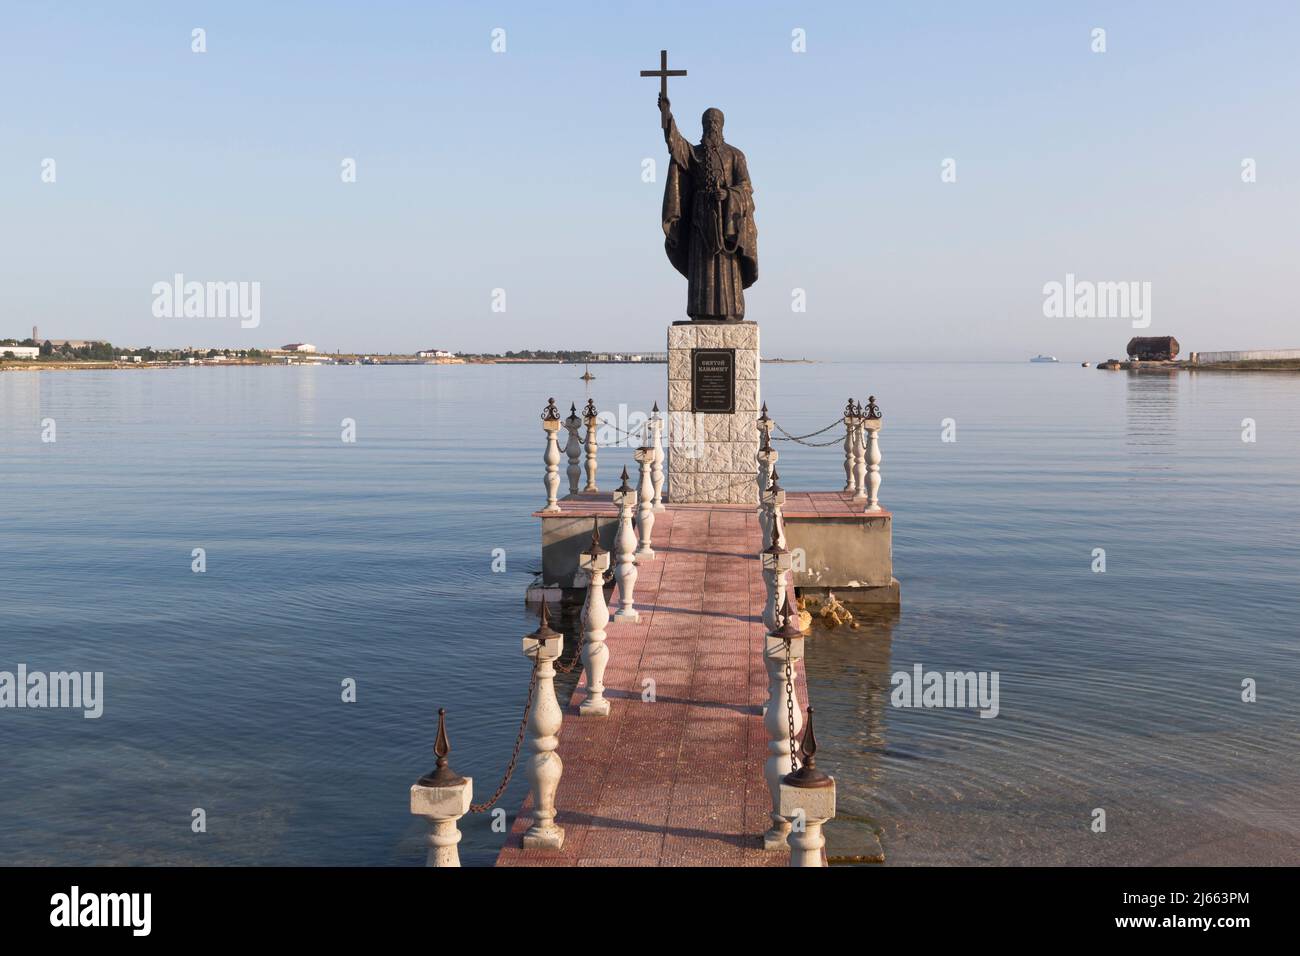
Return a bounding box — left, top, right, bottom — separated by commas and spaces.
582, 399, 599, 492
864, 397, 882, 512
542, 398, 562, 513
579, 520, 612, 716
612, 468, 640, 623
650, 403, 666, 512
563, 403, 583, 496
634, 442, 656, 560
852, 419, 867, 503
521, 606, 565, 849
841, 399, 857, 494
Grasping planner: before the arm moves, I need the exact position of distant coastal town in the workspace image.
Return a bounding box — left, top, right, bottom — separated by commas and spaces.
0, 332, 677, 371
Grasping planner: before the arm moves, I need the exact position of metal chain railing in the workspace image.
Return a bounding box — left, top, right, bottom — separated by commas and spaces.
469, 659, 539, 813
554, 619, 588, 674
599, 420, 656, 444
772, 418, 846, 447
785, 648, 801, 773
468, 574, 601, 813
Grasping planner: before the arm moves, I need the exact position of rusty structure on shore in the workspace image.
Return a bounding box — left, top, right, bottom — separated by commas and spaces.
1127, 336, 1180, 361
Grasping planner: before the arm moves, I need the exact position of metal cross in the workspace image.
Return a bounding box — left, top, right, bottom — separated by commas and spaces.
640, 49, 686, 99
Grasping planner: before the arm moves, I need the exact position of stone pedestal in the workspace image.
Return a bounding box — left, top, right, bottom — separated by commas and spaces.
667, 321, 760, 505
779, 777, 835, 867
410, 778, 473, 867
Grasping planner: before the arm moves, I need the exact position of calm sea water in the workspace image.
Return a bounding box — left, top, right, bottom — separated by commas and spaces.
1, 362, 1297, 866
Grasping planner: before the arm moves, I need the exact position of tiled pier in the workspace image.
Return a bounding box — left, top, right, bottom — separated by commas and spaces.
496, 502, 808, 867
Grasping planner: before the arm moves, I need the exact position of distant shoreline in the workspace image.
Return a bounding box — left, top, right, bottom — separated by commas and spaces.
2, 356, 820, 373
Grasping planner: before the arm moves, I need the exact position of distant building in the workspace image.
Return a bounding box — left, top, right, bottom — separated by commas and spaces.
1192, 348, 1300, 364
417, 348, 455, 358
1, 346, 39, 359
281, 343, 317, 353
1127, 336, 1180, 361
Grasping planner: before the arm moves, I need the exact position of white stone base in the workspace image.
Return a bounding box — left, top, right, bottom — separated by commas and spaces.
666, 322, 760, 505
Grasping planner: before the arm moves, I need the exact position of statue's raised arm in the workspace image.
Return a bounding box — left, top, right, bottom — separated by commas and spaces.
659, 94, 693, 171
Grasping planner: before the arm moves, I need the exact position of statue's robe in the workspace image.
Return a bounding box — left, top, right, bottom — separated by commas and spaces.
661, 118, 758, 321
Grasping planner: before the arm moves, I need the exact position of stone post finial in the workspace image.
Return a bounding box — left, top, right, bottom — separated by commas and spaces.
756, 402, 774, 448
410, 708, 473, 867
784, 707, 832, 789
584, 515, 606, 559
530, 600, 560, 645
419, 707, 467, 788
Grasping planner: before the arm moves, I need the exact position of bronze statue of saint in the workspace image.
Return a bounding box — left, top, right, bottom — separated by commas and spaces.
658, 92, 758, 322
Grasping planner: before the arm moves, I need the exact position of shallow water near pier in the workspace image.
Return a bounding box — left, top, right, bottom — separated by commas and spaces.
2, 362, 1297, 865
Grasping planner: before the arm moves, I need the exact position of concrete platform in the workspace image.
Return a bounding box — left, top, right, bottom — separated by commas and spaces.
536, 491, 897, 605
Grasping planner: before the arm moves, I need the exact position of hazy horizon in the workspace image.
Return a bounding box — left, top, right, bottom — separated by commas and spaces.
3, 1, 1297, 360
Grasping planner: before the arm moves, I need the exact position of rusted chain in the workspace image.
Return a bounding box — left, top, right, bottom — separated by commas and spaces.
785, 650, 801, 773
554, 623, 587, 674
469, 659, 539, 813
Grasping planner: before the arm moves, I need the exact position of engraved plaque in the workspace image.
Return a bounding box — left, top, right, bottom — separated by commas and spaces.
692, 348, 735, 414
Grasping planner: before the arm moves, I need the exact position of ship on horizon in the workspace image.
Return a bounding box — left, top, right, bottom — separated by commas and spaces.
1030, 354, 1059, 363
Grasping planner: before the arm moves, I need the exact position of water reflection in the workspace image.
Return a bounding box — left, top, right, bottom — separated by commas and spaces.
800, 605, 897, 863
294, 365, 318, 426
1123, 370, 1180, 477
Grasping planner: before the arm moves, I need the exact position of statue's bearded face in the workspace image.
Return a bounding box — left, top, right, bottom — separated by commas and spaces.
701, 108, 724, 145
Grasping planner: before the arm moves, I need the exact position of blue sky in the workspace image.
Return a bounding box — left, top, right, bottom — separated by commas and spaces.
2, 1, 1297, 359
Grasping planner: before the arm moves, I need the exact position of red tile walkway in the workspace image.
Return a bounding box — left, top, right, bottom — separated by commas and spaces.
495, 503, 810, 867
